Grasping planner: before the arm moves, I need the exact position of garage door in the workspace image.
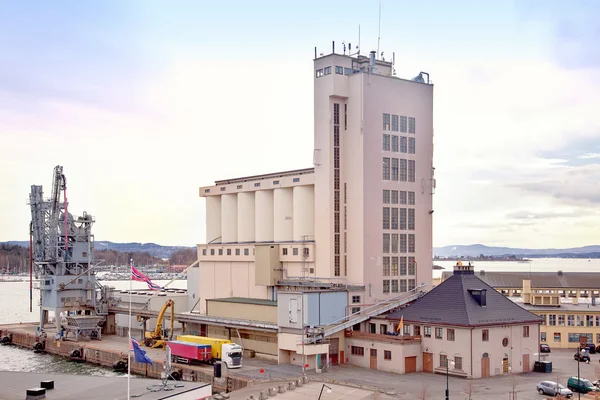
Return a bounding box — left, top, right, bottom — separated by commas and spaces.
405, 356, 417, 373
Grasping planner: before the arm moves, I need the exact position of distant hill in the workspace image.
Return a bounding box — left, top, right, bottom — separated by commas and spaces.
3, 241, 193, 259
434, 244, 600, 258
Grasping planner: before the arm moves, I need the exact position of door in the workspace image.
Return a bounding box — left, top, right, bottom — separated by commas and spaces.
370, 349, 377, 370
423, 352, 433, 372
522, 354, 530, 372
481, 355, 490, 378
405, 356, 417, 373
340, 350, 345, 365
502, 357, 509, 373
329, 338, 339, 365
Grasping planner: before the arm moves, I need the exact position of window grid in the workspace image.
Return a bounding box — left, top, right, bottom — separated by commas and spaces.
400, 234, 407, 253
408, 256, 416, 275
391, 280, 399, 293
400, 279, 407, 292
400, 116, 407, 132
383, 134, 390, 151
400, 208, 407, 230
391, 135, 399, 152
383, 257, 390, 276
408, 117, 415, 133
400, 159, 407, 182
383, 280, 390, 293
383, 207, 390, 229
408, 137, 416, 154
391, 190, 398, 204
408, 209, 415, 230
408, 160, 416, 182
391, 257, 399, 275
383, 113, 391, 130
383, 158, 390, 180
383, 190, 390, 204
400, 136, 407, 153
391, 233, 399, 253
392, 114, 399, 131
400, 257, 407, 275
391, 208, 398, 229
391, 158, 399, 181
408, 191, 415, 205
334, 103, 341, 276
383, 234, 390, 253
408, 234, 416, 253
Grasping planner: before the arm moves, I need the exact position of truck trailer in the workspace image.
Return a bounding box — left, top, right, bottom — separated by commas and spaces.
166, 341, 212, 365
176, 335, 243, 368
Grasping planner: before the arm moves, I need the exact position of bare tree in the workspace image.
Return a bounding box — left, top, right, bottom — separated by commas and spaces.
418, 383, 429, 400
509, 374, 518, 400
464, 381, 477, 400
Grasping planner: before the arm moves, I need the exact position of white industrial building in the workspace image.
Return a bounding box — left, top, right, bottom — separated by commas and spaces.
191, 44, 436, 368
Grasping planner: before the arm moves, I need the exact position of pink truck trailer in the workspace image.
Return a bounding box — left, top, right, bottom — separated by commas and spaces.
167, 340, 212, 365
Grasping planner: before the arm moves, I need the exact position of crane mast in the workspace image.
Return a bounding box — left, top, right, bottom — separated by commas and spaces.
29, 165, 109, 335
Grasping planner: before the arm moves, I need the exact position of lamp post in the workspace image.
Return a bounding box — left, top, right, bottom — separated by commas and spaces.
577, 347, 581, 400
445, 358, 455, 400
318, 384, 332, 400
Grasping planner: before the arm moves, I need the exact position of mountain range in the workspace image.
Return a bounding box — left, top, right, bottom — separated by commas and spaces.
3, 241, 193, 259
434, 244, 600, 258
4, 241, 600, 259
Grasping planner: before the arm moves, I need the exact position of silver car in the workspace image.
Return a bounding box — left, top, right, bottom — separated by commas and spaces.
537, 380, 573, 398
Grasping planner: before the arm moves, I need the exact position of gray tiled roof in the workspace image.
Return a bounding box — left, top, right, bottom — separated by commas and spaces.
441, 271, 600, 289
388, 273, 544, 326
208, 297, 277, 306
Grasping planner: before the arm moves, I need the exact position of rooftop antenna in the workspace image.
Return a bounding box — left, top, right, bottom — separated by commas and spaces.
376, 2, 382, 58
358, 24, 361, 56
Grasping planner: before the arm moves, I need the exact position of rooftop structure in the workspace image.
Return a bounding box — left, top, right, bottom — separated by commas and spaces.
441, 270, 600, 290
389, 262, 543, 327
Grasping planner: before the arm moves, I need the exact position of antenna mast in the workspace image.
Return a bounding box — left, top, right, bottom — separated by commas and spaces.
377, 2, 382, 57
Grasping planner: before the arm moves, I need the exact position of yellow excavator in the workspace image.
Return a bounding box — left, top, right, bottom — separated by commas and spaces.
143, 299, 175, 349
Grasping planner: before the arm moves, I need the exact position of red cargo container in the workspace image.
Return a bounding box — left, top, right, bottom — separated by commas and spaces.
167, 341, 212, 364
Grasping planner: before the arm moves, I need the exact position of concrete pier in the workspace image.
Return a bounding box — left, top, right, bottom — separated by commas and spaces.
0, 323, 249, 393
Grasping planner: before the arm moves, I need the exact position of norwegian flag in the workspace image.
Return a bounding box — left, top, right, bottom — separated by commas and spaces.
131, 262, 162, 291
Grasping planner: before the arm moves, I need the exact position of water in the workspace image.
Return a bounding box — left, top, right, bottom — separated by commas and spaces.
433, 257, 600, 279
0, 279, 185, 376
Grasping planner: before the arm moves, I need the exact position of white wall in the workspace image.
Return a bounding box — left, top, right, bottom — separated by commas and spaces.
237, 192, 255, 242
274, 188, 293, 242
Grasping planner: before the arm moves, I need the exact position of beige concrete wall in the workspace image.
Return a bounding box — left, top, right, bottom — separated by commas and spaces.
345, 337, 421, 374
198, 260, 268, 314
206, 300, 277, 324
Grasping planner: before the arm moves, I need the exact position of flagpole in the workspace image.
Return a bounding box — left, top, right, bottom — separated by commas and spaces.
128, 258, 132, 399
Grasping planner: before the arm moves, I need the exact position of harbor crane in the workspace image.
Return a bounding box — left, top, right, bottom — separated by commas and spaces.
29, 166, 113, 337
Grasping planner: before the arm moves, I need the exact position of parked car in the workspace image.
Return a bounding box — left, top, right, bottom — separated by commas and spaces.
574, 350, 591, 362
536, 381, 573, 398
540, 344, 551, 353
567, 377, 600, 394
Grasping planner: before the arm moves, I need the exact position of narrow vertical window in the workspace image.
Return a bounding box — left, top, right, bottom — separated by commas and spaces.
383, 113, 391, 130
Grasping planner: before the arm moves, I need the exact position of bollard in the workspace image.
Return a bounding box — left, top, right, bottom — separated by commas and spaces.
288, 381, 296, 390
219, 392, 230, 399
25, 388, 46, 400
268, 387, 276, 396
302, 375, 309, 384
278, 384, 286, 393
296, 378, 303, 387
259, 391, 268, 400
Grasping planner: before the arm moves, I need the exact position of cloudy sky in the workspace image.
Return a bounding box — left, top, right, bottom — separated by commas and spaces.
1, 0, 598, 248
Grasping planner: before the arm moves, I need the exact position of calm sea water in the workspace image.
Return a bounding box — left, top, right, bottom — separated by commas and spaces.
1, 259, 598, 375
0, 279, 185, 376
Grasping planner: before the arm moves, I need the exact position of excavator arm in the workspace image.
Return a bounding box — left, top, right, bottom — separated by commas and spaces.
144, 299, 175, 348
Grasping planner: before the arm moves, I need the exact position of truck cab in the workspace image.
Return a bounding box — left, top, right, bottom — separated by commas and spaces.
223, 343, 243, 368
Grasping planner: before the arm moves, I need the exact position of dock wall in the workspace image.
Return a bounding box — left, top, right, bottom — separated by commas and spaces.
0, 326, 249, 393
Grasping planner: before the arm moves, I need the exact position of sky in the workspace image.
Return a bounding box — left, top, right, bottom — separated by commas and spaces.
0, 0, 599, 248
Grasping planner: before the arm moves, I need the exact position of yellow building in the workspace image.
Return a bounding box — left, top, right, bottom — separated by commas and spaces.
440, 270, 600, 349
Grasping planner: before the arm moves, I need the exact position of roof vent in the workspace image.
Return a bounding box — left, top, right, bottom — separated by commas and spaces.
558, 270, 563, 276
480, 270, 485, 275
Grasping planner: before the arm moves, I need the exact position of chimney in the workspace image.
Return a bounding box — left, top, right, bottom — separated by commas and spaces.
369, 50, 376, 67
453, 261, 475, 275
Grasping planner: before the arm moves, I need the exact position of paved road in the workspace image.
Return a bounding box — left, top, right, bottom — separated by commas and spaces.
228, 348, 600, 399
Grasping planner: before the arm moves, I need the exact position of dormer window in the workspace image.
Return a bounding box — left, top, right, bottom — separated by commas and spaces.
469, 289, 487, 307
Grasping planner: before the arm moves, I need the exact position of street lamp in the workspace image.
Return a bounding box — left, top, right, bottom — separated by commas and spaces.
445, 358, 455, 400
318, 384, 332, 400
